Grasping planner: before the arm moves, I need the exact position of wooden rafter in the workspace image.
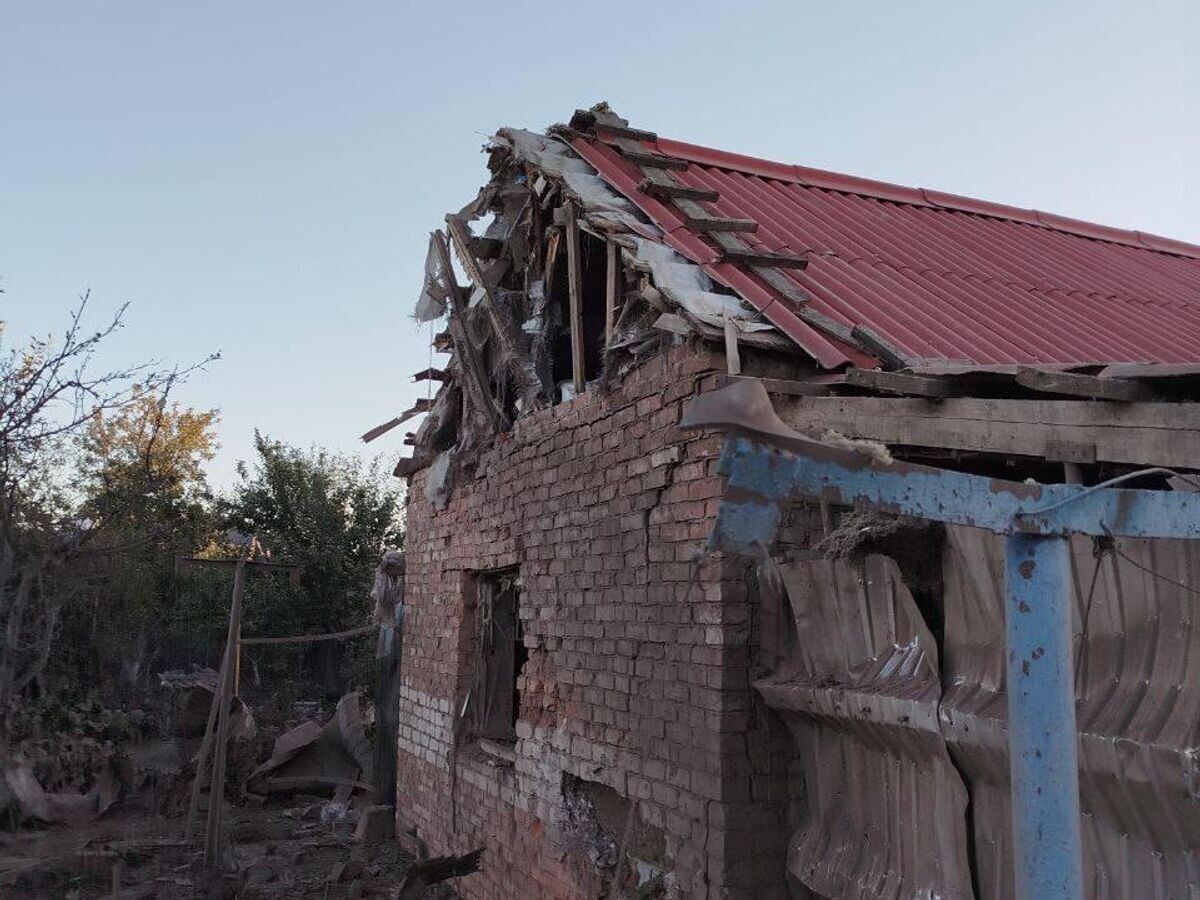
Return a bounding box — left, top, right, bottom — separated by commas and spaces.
564, 202, 586, 394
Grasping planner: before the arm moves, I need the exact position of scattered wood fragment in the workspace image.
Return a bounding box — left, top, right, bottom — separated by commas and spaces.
395, 848, 484, 900
411, 367, 447, 383
360, 398, 434, 443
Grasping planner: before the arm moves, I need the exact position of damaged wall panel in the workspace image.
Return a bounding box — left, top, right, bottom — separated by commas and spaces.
941, 528, 1200, 900
756, 554, 975, 899
759, 523, 1200, 900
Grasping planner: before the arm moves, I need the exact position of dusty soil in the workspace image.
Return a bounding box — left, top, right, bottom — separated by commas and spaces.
0, 792, 418, 899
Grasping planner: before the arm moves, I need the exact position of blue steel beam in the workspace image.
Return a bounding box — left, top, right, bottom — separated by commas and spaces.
1006, 534, 1084, 900
681, 380, 1200, 900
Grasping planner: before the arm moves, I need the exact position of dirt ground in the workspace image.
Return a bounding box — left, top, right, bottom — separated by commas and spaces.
0, 790, 421, 898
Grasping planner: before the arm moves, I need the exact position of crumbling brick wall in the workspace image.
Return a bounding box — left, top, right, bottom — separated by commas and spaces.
395, 345, 795, 900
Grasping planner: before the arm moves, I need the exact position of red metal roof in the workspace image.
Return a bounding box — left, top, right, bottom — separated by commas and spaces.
572, 134, 1200, 369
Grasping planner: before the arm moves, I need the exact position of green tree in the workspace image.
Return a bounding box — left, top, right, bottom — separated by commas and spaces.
212, 434, 403, 693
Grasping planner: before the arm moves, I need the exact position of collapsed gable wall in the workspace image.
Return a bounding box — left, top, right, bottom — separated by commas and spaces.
396, 345, 798, 900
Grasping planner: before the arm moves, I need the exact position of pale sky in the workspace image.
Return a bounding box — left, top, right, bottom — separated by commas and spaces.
4, 1, 1197, 487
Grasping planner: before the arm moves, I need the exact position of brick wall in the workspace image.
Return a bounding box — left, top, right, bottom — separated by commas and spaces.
396, 345, 795, 899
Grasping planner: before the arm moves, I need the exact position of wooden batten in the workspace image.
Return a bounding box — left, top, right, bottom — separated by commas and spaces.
595, 122, 658, 142
720, 249, 808, 269
638, 179, 720, 203
617, 148, 689, 171
685, 215, 759, 234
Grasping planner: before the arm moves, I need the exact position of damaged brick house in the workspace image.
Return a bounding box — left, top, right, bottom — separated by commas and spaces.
381, 103, 1200, 899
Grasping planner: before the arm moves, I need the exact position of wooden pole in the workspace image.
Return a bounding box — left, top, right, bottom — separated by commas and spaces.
203, 555, 247, 869
604, 239, 619, 346
723, 315, 742, 375
185, 575, 240, 839
565, 203, 586, 395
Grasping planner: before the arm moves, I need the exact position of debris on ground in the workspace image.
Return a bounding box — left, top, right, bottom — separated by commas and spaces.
246, 692, 373, 798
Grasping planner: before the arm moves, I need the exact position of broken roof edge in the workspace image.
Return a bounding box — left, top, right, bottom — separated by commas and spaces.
647, 135, 1200, 261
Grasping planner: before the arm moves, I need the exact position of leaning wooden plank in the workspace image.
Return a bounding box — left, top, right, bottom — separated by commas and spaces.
849, 325, 913, 369
444, 216, 541, 407
605, 239, 620, 345
721, 249, 808, 269
617, 148, 689, 170
637, 179, 719, 203
684, 215, 759, 234
778, 395, 1200, 468
360, 398, 435, 443
564, 202, 586, 395
202, 557, 247, 867
433, 231, 507, 431
1015, 366, 1161, 402
723, 317, 742, 375
844, 368, 962, 398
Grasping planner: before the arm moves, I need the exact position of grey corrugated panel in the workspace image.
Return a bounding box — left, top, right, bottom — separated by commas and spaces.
757, 555, 975, 899
760, 531, 1200, 899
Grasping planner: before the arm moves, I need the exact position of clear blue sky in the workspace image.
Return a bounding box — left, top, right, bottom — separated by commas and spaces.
4, 1, 1196, 487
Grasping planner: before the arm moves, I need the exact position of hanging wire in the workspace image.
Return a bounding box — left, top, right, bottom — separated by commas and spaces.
1017, 466, 1200, 519
1073, 539, 1110, 677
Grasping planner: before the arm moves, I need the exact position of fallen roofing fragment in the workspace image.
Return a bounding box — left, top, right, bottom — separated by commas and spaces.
246, 693, 374, 797
2, 755, 122, 826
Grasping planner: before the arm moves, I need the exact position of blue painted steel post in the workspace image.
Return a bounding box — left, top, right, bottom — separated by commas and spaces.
1005, 533, 1084, 900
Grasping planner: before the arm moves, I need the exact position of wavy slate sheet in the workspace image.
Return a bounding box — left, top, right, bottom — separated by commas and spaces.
756, 554, 975, 899
942, 528, 1200, 900
760, 531, 1200, 900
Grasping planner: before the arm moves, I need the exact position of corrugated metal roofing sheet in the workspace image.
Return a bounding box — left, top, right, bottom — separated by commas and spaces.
572, 134, 1200, 369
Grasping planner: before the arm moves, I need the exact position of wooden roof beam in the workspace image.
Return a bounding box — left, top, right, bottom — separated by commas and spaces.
1015, 366, 1161, 402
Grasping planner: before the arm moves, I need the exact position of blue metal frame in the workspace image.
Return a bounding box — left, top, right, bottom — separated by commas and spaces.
688, 389, 1200, 900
